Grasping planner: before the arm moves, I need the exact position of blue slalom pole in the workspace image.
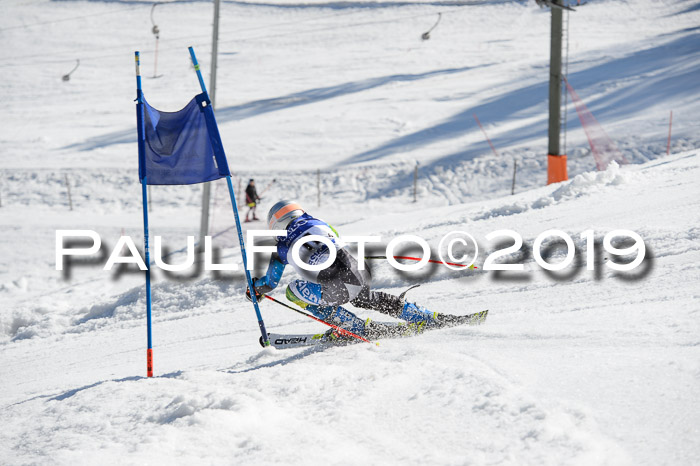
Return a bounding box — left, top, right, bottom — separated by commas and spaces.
135, 51, 154, 375
189, 47, 208, 97
188, 46, 271, 347
224, 176, 270, 345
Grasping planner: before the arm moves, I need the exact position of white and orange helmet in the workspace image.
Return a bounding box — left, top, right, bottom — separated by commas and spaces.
267, 200, 305, 230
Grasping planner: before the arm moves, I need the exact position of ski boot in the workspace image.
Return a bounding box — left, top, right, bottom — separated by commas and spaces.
400, 301, 480, 328
397, 286, 476, 328
399, 301, 439, 324
392, 285, 438, 327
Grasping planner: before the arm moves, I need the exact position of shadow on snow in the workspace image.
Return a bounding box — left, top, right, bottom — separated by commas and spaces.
62, 66, 477, 152
337, 32, 700, 170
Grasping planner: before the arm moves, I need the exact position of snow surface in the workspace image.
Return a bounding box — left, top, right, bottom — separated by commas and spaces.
1, 0, 699, 464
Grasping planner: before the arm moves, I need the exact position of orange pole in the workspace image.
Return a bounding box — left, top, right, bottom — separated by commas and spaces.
146, 348, 153, 377
547, 154, 568, 184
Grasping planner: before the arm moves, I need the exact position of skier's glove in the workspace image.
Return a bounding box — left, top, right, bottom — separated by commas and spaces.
246, 281, 265, 302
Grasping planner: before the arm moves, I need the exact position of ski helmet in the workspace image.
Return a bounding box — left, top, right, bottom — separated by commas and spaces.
267, 200, 304, 230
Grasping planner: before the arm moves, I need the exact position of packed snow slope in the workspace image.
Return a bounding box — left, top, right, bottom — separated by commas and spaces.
1, 0, 700, 465
3, 152, 700, 466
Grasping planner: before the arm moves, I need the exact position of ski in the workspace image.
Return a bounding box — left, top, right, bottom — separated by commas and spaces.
261, 331, 343, 350
261, 309, 489, 349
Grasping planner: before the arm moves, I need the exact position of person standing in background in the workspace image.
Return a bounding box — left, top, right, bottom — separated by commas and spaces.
245, 179, 261, 222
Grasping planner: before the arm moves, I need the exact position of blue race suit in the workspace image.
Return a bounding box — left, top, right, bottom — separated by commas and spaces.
253, 213, 364, 304
251, 213, 431, 335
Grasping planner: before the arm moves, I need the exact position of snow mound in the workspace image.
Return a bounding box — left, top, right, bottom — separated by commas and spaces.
1, 279, 240, 343
475, 162, 633, 220
535, 161, 630, 208
0, 277, 29, 295
1, 343, 630, 465
1, 297, 73, 342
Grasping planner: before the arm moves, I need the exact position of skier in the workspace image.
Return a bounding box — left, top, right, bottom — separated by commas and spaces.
246, 200, 472, 339
245, 179, 261, 222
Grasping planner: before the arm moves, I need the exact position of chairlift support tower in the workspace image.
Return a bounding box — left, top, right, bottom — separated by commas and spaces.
199, 0, 221, 245
540, 0, 574, 184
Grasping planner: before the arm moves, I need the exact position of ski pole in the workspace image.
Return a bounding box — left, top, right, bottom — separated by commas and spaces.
263, 295, 374, 345
259, 178, 276, 196
365, 256, 477, 269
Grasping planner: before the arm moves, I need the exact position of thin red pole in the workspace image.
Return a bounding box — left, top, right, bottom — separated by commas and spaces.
473, 114, 499, 157
395, 255, 477, 269
259, 179, 276, 196
666, 110, 673, 156
365, 255, 477, 269
263, 295, 374, 344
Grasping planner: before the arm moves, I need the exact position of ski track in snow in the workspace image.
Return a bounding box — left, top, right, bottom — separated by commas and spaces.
1, 0, 700, 464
